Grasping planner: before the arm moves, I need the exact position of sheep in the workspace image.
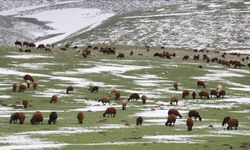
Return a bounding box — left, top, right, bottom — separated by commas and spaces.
128, 93, 140, 101
66, 86, 74, 94
168, 108, 182, 119
222, 117, 239, 130
77, 112, 84, 124
218, 89, 226, 98
192, 91, 196, 99
22, 100, 29, 108
182, 55, 189, 60
117, 53, 125, 59
170, 96, 178, 105
165, 114, 176, 126
50, 95, 58, 103
23, 74, 34, 82
32, 82, 38, 90
188, 110, 202, 121
18, 83, 27, 92
9, 112, 25, 124
12, 83, 17, 92
130, 51, 133, 56
25, 79, 31, 88
98, 96, 110, 105
48, 112, 57, 125
197, 80, 206, 88
186, 118, 194, 131
121, 99, 128, 110
141, 95, 147, 104
89, 86, 99, 93
199, 91, 210, 99
30, 111, 43, 125
182, 90, 189, 99
115, 91, 121, 100
173, 81, 178, 90
18, 112, 25, 124
103, 107, 116, 117
210, 89, 219, 98
136, 116, 143, 126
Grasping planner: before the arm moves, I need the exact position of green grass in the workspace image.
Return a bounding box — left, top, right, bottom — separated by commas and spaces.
0, 45, 249, 149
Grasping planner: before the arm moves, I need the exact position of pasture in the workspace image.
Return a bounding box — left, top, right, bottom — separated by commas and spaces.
0, 45, 250, 150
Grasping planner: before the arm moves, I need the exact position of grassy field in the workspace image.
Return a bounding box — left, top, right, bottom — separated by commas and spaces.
0, 45, 249, 150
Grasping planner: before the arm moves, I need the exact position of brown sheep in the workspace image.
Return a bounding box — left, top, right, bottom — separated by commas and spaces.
23, 74, 34, 82
173, 81, 178, 90
48, 112, 57, 125
121, 99, 128, 110
30, 111, 43, 125
199, 91, 210, 99
188, 110, 202, 121
168, 108, 182, 119
50, 95, 58, 103
128, 93, 140, 101
222, 117, 239, 130
117, 53, 125, 59
141, 95, 147, 104
9, 112, 25, 124
182, 90, 189, 99
18, 83, 27, 92
103, 107, 116, 117
165, 114, 176, 126
98, 96, 110, 105
186, 118, 194, 131
136, 116, 143, 126
18, 112, 25, 124
130, 51, 134, 56
210, 89, 219, 98
12, 83, 17, 92
218, 89, 226, 98
182, 55, 189, 60
89, 86, 99, 93
77, 112, 84, 124
170, 96, 178, 105
192, 91, 196, 99
197, 80, 206, 88
115, 91, 121, 100
22, 100, 29, 108
66, 86, 74, 94
32, 82, 38, 90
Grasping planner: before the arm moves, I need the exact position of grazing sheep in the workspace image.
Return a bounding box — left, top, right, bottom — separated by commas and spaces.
168, 108, 182, 119
48, 112, 57, 125
170, 96, 178, 105
22, 100, 29, 108
23, 74, 34, 82
66, 86, 74, 94
89, 86, 99, 93
128, 93, 140, 101
222, 117, 239, 130
188, 110, 202, 121
50, 95, 58, 103
18, 112, 25, 124
117, 53, 125, 59
218, 89, 226, 98
32, 82, 38, 90
136, 116, 143, 126
25, 80, 31, 88
193, 54, 199, 61
141, 95, 147, 104
197, 80, 206, 88
182, 55, 189, 60
165, 114, 176, 126
18, 83, 27, 92
186, 118, 194, 131
192, 91, 196, 99
199, 91, 210, 99
182, 90, 189, 99
115, 91, 121, 100
98, 96, 110, 105
103, 107, 116, 117
121, 99, 128, 110
12, 83, 17, 92
77, 112, 84, 124
30, 111, 43, 125
173, 81, 178, 90
130, 51, 133, 56
210, 89, 219, 98
9, 112, 25, 124
37, 44, 45, 49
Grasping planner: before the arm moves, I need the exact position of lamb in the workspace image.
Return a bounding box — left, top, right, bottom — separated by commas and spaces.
136, 116, 143, 126
103, 107, 116, 117
48, 112, 57, 125
168, 108, 182, 119
165, 114, 176, 126
186, 118, 194, 131
77, 112, 84, 124
188, 110, 202, 121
